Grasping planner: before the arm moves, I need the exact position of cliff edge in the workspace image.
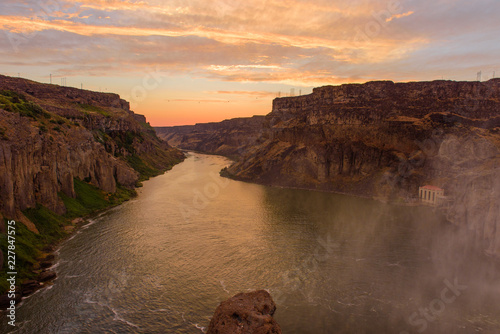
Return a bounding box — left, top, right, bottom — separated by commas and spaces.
157, 79, 500, 257
155, 115, 266, 159
0, 75, 184, 218
0, 75, 184, 295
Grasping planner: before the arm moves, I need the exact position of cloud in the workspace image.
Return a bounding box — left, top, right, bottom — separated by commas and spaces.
385, 11, 414, 22
0, 0, 498, 88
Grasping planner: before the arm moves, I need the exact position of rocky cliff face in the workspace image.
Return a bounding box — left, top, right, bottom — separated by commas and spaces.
0, 75, 184, 218
224, 82, 497, 192
155, 116, 266, 158
227, 80, 500, 256
157, 79, 500, 257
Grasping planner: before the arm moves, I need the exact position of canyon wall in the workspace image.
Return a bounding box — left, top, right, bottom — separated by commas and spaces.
158, 79, 500, 256
0, 75, 184, 219
155, 115, 266, 158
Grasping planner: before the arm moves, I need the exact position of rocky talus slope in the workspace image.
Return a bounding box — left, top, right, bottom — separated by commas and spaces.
157, 79, 500, 257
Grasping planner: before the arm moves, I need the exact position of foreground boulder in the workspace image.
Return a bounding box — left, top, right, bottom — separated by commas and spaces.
207, 290, 282, 334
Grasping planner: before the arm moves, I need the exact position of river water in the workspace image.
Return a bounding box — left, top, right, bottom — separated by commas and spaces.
3, 152, 500, 333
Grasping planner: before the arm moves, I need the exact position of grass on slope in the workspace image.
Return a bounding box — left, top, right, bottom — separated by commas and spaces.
0, 90, 50, 119
0, 179, 136, 293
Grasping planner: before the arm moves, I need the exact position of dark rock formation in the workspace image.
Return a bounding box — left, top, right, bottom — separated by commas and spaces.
0, 293, 21, 309
155, 115, 266, 158
225, 80, 500, 257
39, 271, 57, 282
21, 280, 41, 296
207, 290, 282, 334
0, 75, 184, 218
226, 80, 500, 195
157, 79, 500, 257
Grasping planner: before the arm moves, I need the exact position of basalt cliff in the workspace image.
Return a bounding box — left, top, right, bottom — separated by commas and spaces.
0, 75, 183, 296
156, 115, 266, 158
0, 75, 183, 220
157, 80, 500, 257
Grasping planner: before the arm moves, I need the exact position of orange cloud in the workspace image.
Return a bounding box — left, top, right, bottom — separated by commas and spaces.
386, 11, 414, 22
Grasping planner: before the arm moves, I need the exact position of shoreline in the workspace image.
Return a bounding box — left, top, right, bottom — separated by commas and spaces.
219, 162, 500, 261
0, 192, 137, 311
177, 149, 426, 208
220, 169, 424, 208
0, 160, 184, 311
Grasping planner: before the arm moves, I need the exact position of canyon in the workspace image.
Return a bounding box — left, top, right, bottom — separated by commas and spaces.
0, 75, 183, 297
0, 75, 183, 220
157, 79, 500, 257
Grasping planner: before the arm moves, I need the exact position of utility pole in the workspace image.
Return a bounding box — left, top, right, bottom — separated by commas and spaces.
50, 74, 52, 84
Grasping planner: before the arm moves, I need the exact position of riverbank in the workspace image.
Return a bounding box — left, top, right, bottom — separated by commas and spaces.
0, 183, 135, 309
0, 159, 184, 310
220, 163, 427, 207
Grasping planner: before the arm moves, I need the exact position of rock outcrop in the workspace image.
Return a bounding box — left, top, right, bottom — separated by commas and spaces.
157, 79, 500, 257
207, 290, 282, 334
0, 75, 184, 218
226, 80, 500, 195
155, 116, 266, 158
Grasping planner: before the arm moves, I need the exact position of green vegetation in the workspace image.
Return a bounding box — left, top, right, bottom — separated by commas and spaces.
76, 103, 111, 117
23, 206, 68, 243
59, 179, 110, 218
0, 126, 7, 140
111, 185, 137, 204
93, 129, 111, 145
126, 154, 159, 180
0, 204, 72, 292
107, 130, 144, 155
123, 145, 184, 182
0, 178, 137, 294
0, 90, 50, 119
49, 119, 65, 125
60, 178, 137, 218
0, 220, 47, 292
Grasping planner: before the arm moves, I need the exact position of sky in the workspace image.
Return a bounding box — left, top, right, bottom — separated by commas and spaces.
0, 0, 499, 126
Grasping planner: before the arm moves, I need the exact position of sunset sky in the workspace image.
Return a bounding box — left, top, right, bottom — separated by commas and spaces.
1, 0, 499, 125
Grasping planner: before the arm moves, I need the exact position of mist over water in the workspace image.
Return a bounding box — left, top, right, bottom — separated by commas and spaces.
3, 153, 500, 333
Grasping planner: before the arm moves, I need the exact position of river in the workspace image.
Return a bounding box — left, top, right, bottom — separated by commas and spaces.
3, 152, 500, 333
